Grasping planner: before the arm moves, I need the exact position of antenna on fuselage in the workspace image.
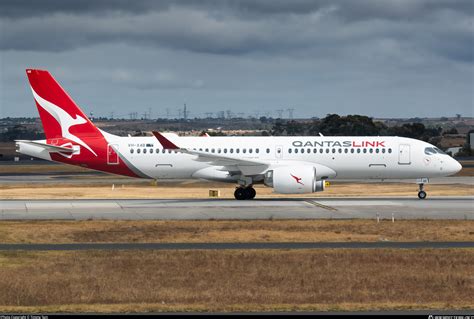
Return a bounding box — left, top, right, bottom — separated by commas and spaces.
319, 133, 324, 137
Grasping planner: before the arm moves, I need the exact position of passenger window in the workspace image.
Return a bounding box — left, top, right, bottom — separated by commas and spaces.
205, 148, 209, 152
326, 149, 329, 153
357, 149, 361, 153
388, 148, 392, 153
320, 149, 323, 154
344, 149, 348, 153
150, 149, 153, 154
338, 149, 342, 153
249, 149, 253, 154
224, 149, 227, 154
130, 149, 134, 154
199, 148, 203, 151
236, 149, 240, 153
137, 149, 141, 154
143, 149, 147, 154
382, 148, 386, 154
306, 149, 310, 153
295, 149, 299, 154
313, 149, 317, 153
156, 149, 159, 153
288, 149, 292, 154
230, 149, 234, 153
168, 149, 172, 154
243, 148, 246, 154
363, 149, 367, 154
376, 149, 379, 153
256, 149, 259, 154
332, 149, 336, 153
266, 148, 270, 153
211, 149, 215, 153
369, 149, 373, 153
351, 149, 354, 153
218, 148, 221, 154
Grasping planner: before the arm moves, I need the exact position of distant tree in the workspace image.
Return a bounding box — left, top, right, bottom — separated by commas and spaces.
285, 120, 305, 136
271, 119, 286, 136
443, 128, 459, 135
0, 125, 44, 141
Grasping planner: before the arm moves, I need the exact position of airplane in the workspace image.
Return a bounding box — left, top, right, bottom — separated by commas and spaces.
16, 69, 462, 200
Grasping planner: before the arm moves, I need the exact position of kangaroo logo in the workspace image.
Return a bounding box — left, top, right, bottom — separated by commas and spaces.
290, 174, 304, 185
31, 87, 97, 156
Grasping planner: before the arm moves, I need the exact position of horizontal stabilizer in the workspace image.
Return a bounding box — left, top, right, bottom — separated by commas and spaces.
15, 140, 76, 153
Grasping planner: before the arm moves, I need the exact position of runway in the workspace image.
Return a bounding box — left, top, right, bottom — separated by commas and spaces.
2, 173, 473, 185
1, 197, 473, 220
0, 241, 472, 251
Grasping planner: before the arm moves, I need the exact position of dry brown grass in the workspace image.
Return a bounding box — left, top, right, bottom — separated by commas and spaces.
0, 220, 473, 244
1, 182, 472, 199
0, 249, 472, 312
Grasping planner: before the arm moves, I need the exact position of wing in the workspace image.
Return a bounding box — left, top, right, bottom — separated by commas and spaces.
152, 131, 268, 175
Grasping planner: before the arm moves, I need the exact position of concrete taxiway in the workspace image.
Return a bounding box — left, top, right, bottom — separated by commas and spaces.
1, 197, 473, 220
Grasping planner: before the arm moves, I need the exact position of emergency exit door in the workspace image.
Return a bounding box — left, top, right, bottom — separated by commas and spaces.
398, 144, 411, 165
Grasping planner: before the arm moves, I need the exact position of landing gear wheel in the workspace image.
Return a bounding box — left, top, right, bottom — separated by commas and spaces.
245, 187, 256, 200
234, 187, 246, 200
417, 183, 427, 200
418, 191, 427, 199
234, 186, 256, 200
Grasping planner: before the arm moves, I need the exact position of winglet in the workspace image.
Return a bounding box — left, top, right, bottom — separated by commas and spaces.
152, 131, 180, 149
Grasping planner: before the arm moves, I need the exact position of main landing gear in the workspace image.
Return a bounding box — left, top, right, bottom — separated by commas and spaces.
234, 186, 256, 200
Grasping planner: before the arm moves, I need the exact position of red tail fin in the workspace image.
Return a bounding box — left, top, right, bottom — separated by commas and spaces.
26, 69, 101, 140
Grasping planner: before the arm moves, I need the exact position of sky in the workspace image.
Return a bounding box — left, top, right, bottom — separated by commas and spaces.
0, 0, 473, 119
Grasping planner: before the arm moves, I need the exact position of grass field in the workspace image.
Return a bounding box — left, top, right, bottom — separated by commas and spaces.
0, 249, 472, 312
0, 220, 473, 244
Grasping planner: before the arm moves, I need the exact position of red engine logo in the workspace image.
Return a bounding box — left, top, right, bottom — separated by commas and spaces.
290, 174, 304, 185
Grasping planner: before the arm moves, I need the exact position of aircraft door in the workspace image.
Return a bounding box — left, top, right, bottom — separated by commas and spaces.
107, 144, 119, 165
275, 145, 283, 159
398, 144, 411, 165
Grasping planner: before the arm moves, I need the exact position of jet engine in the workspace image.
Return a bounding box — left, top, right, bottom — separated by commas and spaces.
264, 165, 326, 194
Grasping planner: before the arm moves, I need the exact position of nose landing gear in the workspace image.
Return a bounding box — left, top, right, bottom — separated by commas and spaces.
417, 180, 427, 199
234, 186, 256, 200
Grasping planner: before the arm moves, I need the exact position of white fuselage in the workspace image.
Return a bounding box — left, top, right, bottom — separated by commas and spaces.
98, 134, 461, 182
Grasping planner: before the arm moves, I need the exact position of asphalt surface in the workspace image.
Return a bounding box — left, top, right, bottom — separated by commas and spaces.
0, 241, 472, 251
1, 197, 473, 220
1, 173, 473, 185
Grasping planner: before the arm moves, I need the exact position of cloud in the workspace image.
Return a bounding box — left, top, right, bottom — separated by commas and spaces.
0, 0, 472, 118
1, 0, 472, 63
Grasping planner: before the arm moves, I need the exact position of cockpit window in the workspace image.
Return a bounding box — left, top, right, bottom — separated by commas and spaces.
424, 147, 436, 155
434, 147, 446, 155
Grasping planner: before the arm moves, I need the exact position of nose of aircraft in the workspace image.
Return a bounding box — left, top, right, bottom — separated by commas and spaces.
446, 158, 462, 176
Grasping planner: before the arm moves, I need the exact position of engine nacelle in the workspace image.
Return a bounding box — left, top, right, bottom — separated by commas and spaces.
264, 165, 326, 194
